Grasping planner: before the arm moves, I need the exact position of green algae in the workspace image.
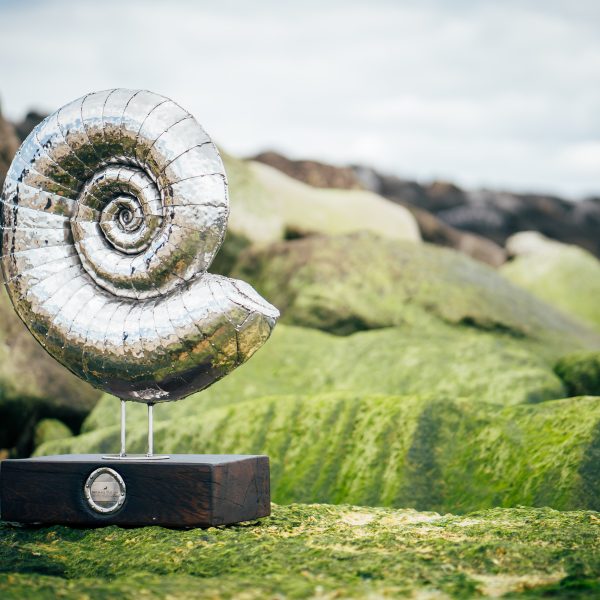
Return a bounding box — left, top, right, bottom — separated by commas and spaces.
1, 504, 599, 599
232, 232, 600, 352
76, 323, 566, 438
555, 352, 600, 397
502, 240, 600, 331
37, 393, 600, 512
32, 419, 72, 451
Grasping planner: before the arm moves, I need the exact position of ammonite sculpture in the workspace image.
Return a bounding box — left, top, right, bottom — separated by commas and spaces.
0, 89, 279, 456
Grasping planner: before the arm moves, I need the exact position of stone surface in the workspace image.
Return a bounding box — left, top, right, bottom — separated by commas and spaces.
403, 202, 507, 267
37, 391, 600, 513
1, 503, 599, 599
232, 232, 600, 350
253, 150, 364, 189
0, 106, 19, 188
256, 154, 507, 267
502, 232, 600, 330
222, 153, 421, 244
356, 166, 600, 259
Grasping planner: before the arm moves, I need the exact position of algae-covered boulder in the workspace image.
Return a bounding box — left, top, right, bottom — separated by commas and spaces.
555, 352, 600, 397
222, 153, 421, 244
1, 504, 599, 598
72, 323, 566, 437
32, 419, 72, 451
39, 392, 600, 513
0, 285, 99, 456
253, 151, 508, 267
233, 231, 600, 350
503, 232, 600, 331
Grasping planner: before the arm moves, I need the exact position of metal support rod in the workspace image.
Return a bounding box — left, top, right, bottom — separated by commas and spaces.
119, 399, 127, 457
147, 403, 154, 457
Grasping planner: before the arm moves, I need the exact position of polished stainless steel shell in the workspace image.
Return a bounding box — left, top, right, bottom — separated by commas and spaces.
0, 89, 279, 402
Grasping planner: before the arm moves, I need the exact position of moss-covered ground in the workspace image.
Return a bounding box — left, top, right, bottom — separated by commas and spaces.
2, 503, 599, 599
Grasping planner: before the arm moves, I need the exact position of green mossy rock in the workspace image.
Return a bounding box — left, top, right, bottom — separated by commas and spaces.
75, 323, 566, 437
37, 393, 600, 512
232, 232, 600, 350
502, 232, 600, 331
555, 352, 600, 397
1, 504, 599, 599
0, 286, 99, 455
222, 153, 421, 244
32, 419, 72, 450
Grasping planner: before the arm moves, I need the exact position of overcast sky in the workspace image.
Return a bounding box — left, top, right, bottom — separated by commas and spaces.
1, 0, 599, 197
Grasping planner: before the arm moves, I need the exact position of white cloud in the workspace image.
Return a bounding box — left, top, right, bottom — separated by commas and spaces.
560, 142, 600, 173
0, 0, 599, 197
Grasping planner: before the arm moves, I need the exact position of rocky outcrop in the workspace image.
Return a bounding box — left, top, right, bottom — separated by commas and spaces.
253, 150, 364, 189
223, 153, 421, 245
231, 232, 600, 351
0, 106, 19, 188
401, 202, 507, 266
255, 157, 507, 266
502, 232, 600, 330
13, 110, 45, 142
356, 167, 600, 259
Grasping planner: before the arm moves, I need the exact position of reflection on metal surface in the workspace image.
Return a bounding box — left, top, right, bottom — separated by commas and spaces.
0, 89, 279, 403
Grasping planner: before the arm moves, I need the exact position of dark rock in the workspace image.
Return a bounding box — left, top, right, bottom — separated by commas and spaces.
555, 352, 600, 397
251, 158, 505, 266
400, 202, 506, 267
253, 150, 364, 190
14, 110, 46, 142
0, 106, 19, 188
356, 167, 600, 259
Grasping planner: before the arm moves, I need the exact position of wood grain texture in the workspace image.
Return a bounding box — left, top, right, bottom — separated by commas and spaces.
0, 454, 270, 527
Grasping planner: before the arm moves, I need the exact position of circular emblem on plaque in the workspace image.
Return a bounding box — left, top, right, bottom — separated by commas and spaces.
84, 467, 126, 514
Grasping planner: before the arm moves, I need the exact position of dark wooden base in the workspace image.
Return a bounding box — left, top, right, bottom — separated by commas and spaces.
0, 454, 270, 527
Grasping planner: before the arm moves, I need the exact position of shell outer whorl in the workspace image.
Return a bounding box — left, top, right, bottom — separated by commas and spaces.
0, 89, 280, 403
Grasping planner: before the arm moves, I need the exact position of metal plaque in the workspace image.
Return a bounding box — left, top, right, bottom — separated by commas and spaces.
84, 467, 126, 514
